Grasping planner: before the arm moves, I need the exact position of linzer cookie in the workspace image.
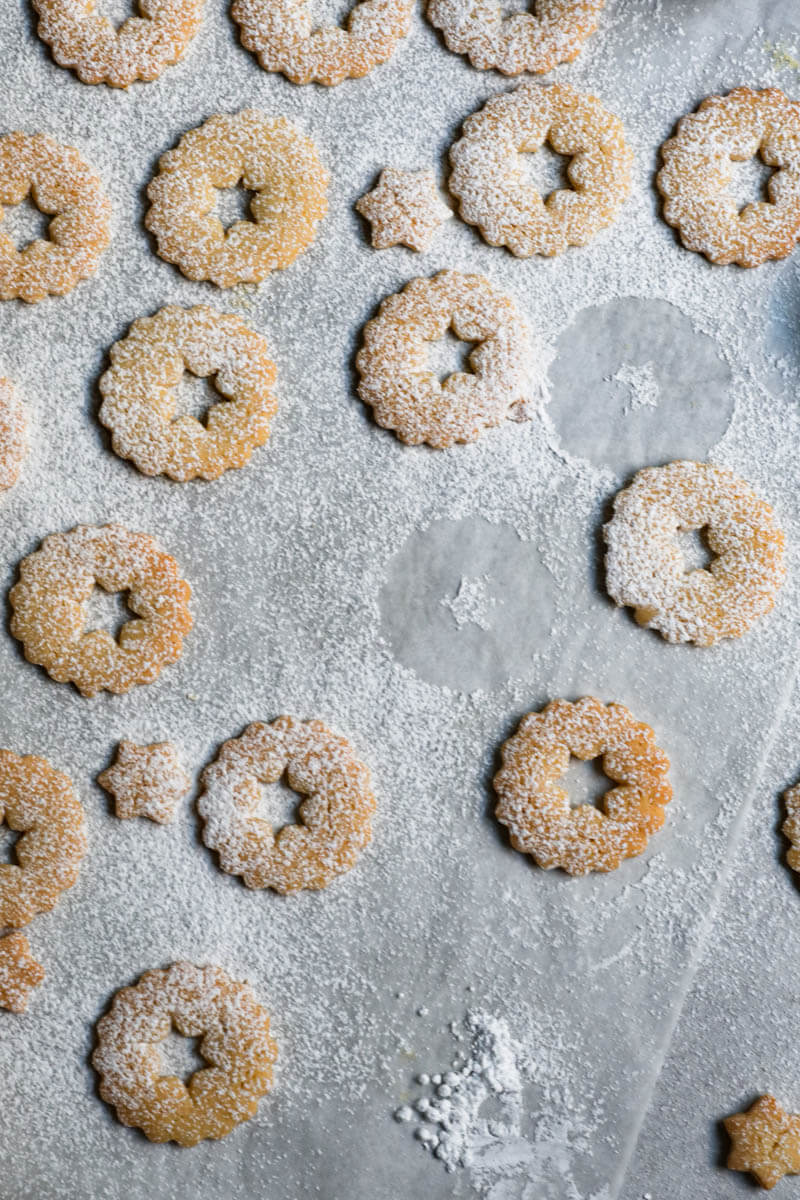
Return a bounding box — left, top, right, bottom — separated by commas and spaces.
93, 963, 278, 1146
145, 109, 329, 288
32, 0, 204, 87
10, 524, 193, 696
658, 87, 800, 267
356, 269, 540, 447
99, 305, 278, 481
0, 749, 87, 929
604, 461, 785, 646
428, 0, 604, 75
494, 697, 671, 875
0, 132, 111, 302
0, 933, 45, 1013
232, 0, 414, 85
449, 81, 632, 257
198, 717, 375, 894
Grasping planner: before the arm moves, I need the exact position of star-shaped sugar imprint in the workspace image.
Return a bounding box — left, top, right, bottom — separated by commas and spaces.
98, 740, 190, 825
0, 932, 45, 1013
724, 1094, 800, 1189
356, 168, 452, 252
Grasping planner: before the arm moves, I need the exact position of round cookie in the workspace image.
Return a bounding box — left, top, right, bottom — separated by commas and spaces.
494, 697, 671, 875
658, 87, 800, 267
93, 962, 278, 1146
356, 269, 540, 448
9, 524, 193, 696
449, 81, 632, 257
145, 109, 329, 288
0, 932, 45, 1013
0, 131, 111, 303
0, 749, 87, 928
32, 0, 204, 88
427, 0, 604, 76
232, 0, 415, 85
99, 305, 278, 481
198, 717, 375, 894
604, 460, 786, 646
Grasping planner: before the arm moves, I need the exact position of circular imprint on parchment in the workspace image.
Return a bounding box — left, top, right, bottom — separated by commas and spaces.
379, 516, 557, 691
547, 297, 733, 481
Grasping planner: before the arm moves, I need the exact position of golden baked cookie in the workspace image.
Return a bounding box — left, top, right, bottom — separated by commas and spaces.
0, 933, 45, 1013
145, 109, 329, 288
658, 87, 800, 267
428, 0, 604, 75
725, 1094, 800, 1190
356, 168, 452, 251
356, 269, 540, 448
0, 749, 87, 928
198, 717, 375, 894
494, 697, 671, 875
98, 740, 190, 824
98, 305, 278, 481
32, 0, 204, 88
0, 132, 111, 303
93, 962, 278, 1146
0, 377, 27, 492
232, 0, 414, 85
449, 81, 632, 257
783, 783, 800, 872
10, 524, 193, 697
604, 461, 785, 647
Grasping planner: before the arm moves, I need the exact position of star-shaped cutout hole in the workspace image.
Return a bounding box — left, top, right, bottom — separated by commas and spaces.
356, 168, 452, 252
0, 933, 44, 1013
98, 740, 190, 825
724, 1094, 800, 1189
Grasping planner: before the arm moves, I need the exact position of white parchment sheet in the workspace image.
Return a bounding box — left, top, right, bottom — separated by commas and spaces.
2, 1, 800, 1197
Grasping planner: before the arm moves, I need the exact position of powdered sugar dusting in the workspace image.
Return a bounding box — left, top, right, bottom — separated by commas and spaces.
396, 1010, 610, 1198
3, 1, 800, 1198
610, 362, 659, 413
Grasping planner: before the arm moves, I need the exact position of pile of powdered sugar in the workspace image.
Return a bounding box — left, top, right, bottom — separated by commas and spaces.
1, 2, 800, 1199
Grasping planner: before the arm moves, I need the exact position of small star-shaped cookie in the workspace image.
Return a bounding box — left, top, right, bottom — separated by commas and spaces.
0, 932, 44, 1013
725, 1094, 800, 1189
98, 740, 190, 825
356, 168, 452, 252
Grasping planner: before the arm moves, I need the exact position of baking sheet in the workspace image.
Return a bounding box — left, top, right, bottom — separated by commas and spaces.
2, 1, 800, 1197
